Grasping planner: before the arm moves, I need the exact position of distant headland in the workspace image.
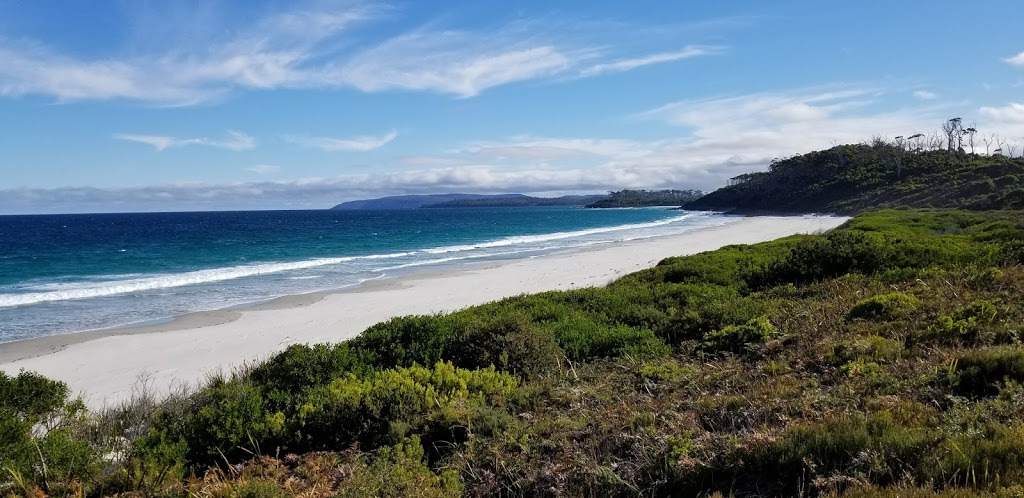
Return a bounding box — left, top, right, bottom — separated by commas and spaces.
331, 189, 705, 210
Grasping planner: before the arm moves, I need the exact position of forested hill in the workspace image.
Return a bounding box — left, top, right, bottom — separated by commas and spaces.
587, 189, 704, 208
422, 194, 606, 208
684, 143, 1024, 214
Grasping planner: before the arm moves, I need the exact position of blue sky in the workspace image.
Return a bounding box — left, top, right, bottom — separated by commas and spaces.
1, 0, 1023, 213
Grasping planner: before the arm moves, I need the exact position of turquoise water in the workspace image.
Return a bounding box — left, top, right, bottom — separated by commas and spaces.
0, 207, 736, 342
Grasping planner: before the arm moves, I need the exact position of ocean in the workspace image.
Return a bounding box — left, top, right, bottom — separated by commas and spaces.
0, 207, 736, 343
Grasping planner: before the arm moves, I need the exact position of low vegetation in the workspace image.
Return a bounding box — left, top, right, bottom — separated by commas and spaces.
5, 209, 1024, 497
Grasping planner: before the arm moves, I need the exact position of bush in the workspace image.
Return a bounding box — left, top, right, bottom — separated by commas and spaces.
927, 300, 997, 343
757, 411, 936, 494
546, 312, 669, 360
339, 436, 463, 497
656, 284, 764, 344
847, 293, 921, 321
454, 312, 564, 377
249, 343, 366, 409
954, 346, 1024, 397
0, 370, 102, 496
296, 362, 521, 455
701, 316, 778, 353
929, 423, 1024, 488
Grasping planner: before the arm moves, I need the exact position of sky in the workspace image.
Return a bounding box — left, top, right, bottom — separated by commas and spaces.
1, 0, 1023, 214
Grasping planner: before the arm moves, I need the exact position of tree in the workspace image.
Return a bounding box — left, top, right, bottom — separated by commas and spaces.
907, 133, 925, 154
983, 134, 997, 155
892, 136, 907, 178
942, 118, 963, 153
964, 124, 978, 154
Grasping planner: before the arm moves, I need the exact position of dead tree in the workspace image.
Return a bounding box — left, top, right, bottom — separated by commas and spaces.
983, 134, 997, 155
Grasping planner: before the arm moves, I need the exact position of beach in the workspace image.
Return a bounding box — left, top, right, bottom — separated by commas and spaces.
0, 215, 847, 408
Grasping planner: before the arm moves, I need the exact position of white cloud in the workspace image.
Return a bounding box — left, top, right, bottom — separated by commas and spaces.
286, 130, 397, 151
632, 87, 946, 171
579, 46, 721, 77
247, 164, 281, 174
979, 102, 1024, 122
329, 27, 581, 98
0, 5, 720, 104
115, 131, 256, 151
458, 137, 646, 160
913, 89, 938, 100
1005, 51, 1024, 67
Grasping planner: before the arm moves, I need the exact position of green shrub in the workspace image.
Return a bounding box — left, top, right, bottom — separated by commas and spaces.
295, 362, 521, 455
701, 316, 778, 353
954, 346, 1024, 397
453, 312, 564, 377
338, 436, 463, 498
929, 423, 1024, 488
0, 371, 102, 497
638, 360, 694, 383
957, 299, 998, 324
847, 293, 920, 321
656, 284, 764, 344
829, 336, 904, 366
758, 411, 936, 493
248, 343, 365, 409
546, 312, 668, 360
930, 300, 1001, 343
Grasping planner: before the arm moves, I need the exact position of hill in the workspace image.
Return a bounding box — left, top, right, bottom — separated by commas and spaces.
588, 189, 704, 208
422, 194, 607, 208
331, 193, 526, 210
685, 143, 1024, 214
7, 209, 1024, 496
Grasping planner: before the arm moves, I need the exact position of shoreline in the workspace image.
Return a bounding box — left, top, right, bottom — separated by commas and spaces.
0, 215, 848, 407
0, 264, 477, 365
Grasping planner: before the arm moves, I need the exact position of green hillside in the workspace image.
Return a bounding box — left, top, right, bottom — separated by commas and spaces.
684, 143, 1024, 214
6, 209, 1024, 497
587, 189, 704, 208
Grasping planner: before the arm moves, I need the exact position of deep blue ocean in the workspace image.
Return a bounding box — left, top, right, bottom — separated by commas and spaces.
0, 207, 735, 343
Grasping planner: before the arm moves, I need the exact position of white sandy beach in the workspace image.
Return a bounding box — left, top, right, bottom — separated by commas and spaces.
0, 215, 847, 408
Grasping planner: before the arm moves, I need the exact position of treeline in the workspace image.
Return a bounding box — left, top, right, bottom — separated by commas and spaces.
5, 209, 1024, 496
422, 194, 607, 208
588, 189, 704, 208
686, 120, 1024, 214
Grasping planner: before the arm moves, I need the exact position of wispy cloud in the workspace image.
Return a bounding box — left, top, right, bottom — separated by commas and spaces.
286, 130, 397, 151
333, 33, 578, 98
0, 5, 724, 104
912, 89, 938, 101
114, 131, 256, 151
1005, 51, 1024, 67
247, 164, 281, 174
579, 46, 721, 78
